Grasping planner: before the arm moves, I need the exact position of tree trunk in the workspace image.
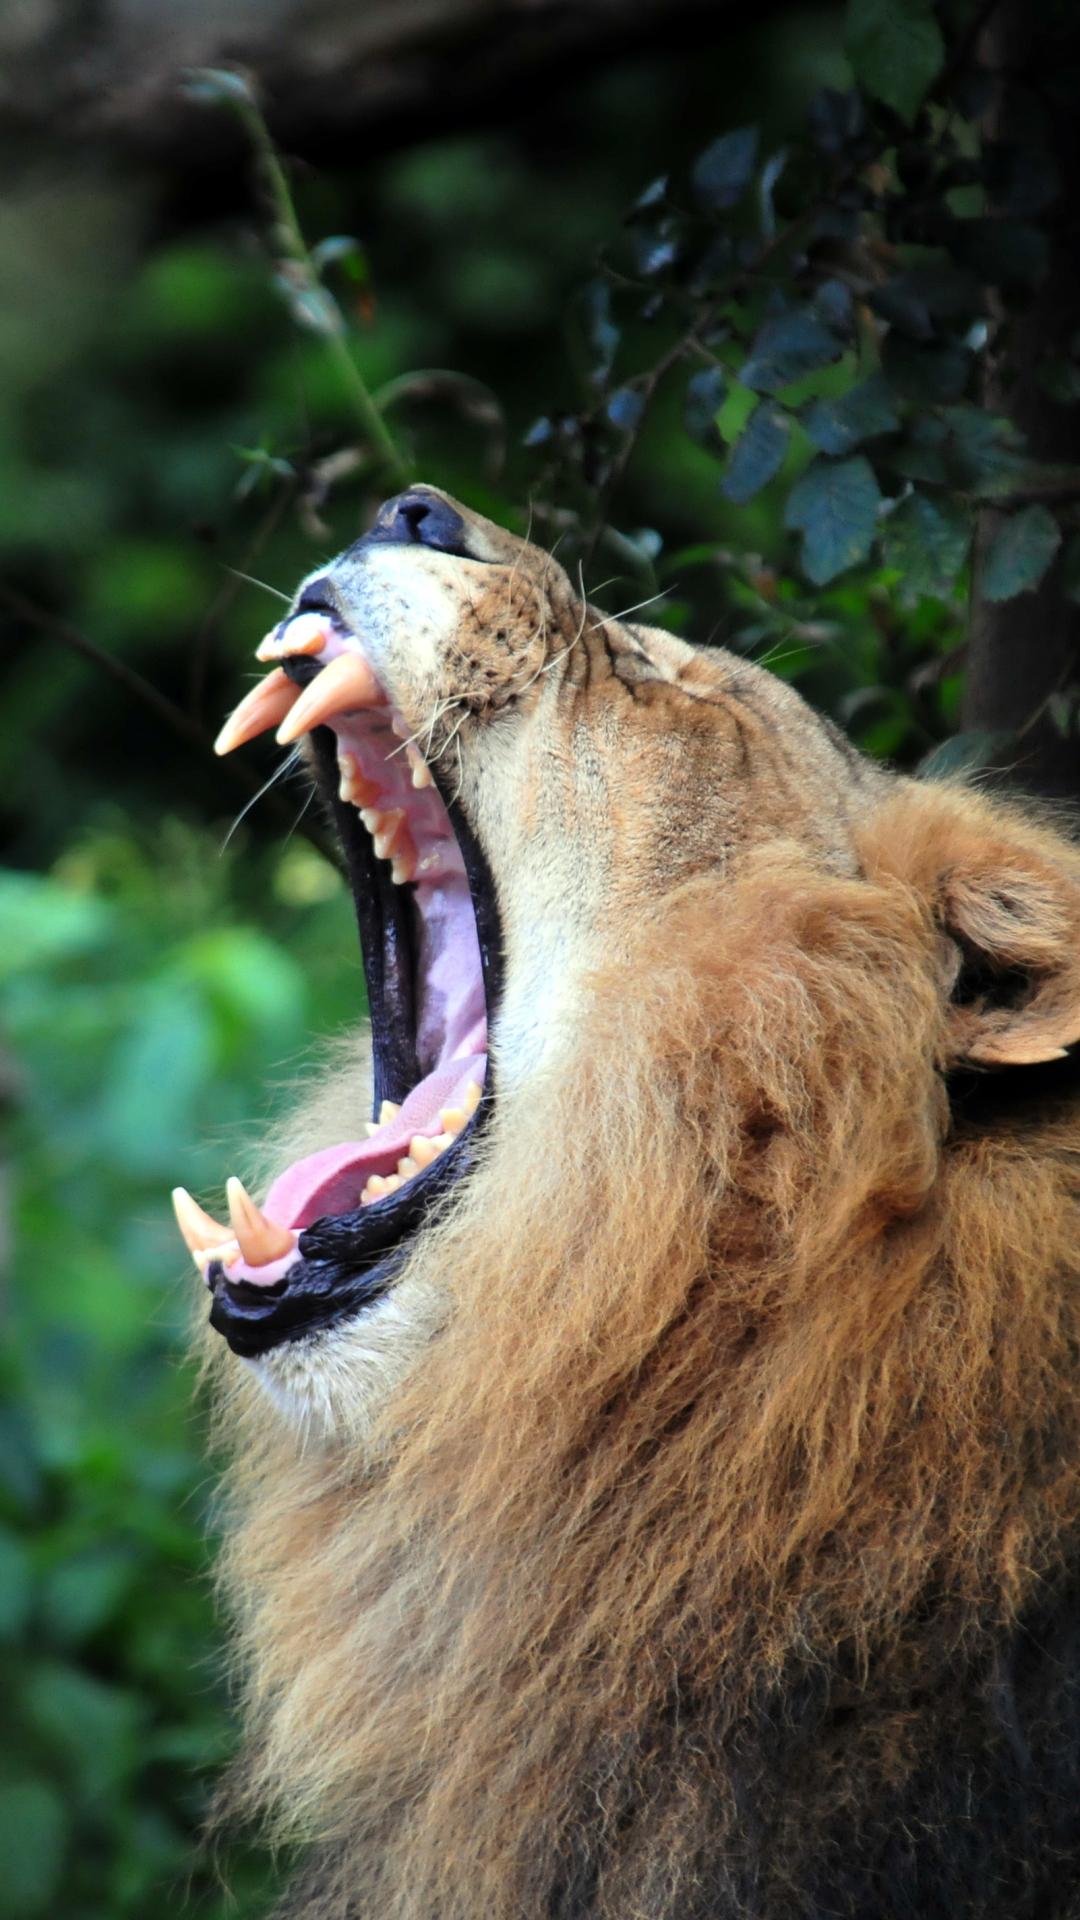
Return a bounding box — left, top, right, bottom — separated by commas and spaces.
962, 0, 1080, 798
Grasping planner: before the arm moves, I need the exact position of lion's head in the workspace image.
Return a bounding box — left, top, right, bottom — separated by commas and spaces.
182, 490, 1080, 1918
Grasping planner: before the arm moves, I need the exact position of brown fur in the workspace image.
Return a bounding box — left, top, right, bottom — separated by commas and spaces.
205, 495, 1080, 1918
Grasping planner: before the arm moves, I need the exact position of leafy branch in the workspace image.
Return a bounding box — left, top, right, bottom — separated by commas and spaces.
184, 67, 412, 495
523, 0, 1077, 622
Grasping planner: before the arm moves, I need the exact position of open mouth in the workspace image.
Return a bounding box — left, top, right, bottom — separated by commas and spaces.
172, 549, 501, 1359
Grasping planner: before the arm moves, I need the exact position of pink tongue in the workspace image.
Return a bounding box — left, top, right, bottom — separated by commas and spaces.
261, 1053, 486, 1232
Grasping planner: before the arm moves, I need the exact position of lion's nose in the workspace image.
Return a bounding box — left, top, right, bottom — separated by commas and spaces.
352, 491, 469, 558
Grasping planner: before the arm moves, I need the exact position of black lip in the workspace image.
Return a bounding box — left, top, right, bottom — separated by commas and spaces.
207, 654, 503, 1361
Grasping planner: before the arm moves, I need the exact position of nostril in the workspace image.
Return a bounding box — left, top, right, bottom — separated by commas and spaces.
399, 501, 432, 542
353, 491, 470, 559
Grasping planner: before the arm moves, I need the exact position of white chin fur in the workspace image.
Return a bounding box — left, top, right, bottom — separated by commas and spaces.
242, 1278, 439, 1446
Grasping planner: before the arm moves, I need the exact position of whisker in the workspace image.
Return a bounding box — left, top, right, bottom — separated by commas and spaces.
219, 748, 305, 852
593, 589, 667, 625
225, 568, 291, 604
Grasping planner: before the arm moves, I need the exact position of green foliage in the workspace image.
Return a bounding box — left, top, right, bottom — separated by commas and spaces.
844, 0, 944, 127
0, 828, 356, 1916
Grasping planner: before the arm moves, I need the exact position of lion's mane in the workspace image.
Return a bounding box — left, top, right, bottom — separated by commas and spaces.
212, 786, 1080, 1919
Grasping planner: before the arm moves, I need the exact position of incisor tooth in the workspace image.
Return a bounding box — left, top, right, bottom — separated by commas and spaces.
277, 652, 383, 744
226, 1176, 298, 1267
378, 1100, 401, 1126
214, 670, 299, 756
172, 1186, 232, 1256
255, 613, 330, 662
406, 742, 433, 788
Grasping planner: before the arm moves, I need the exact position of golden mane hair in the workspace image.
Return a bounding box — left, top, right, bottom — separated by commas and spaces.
208, 778, 1080, 1919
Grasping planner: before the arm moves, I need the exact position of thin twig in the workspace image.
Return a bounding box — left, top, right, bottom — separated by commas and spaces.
0, 585, 344, 872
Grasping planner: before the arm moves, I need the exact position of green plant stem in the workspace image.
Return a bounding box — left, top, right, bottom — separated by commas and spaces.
234, 98, 411, 492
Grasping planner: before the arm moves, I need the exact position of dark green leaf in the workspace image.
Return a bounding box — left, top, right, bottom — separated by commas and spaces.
722, 402, 792, 503
784, 455, 882, 584
41, 1550, 134, 1644
633, 222, 679, 276
871, 266, 982, 341
812, 278, 854, 335
740, 309, 844, 393
0, 1529, 32, 1638
941, 405, 1031, 496
917, 730, 1012, 781
803, 374, 900, 455
759, 149, 789, 239
981, 504, 1062, 602
691, 127, 759, 212
684, 367, 727, 446
0, 1781, 66, 1915
844, 0, 945, 125
955, 219, 1049, 290
881, 333, 970, 404
879, 490, 972, 603
607, 387, 646, 431
626, 175, 668, 221
808, 87, 866, 155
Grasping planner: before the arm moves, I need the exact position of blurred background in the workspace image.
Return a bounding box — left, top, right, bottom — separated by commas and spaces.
0, 0, 1077, 1912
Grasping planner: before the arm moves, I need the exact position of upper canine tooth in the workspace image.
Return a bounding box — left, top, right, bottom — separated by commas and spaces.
214, 669, 299, 756
255, 613, 332, 662
406, 743, 433, 788
463, 1079, 482, 1115
172, 1186, 233, 1257
276, 652, 384, 744
225, 1176, 298, 1266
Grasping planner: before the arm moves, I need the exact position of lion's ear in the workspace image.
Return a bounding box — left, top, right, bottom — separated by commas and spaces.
939, 832, 1080, 1068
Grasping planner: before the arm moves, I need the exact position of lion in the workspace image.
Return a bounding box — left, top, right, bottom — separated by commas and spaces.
175, 487, 1080, 1918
